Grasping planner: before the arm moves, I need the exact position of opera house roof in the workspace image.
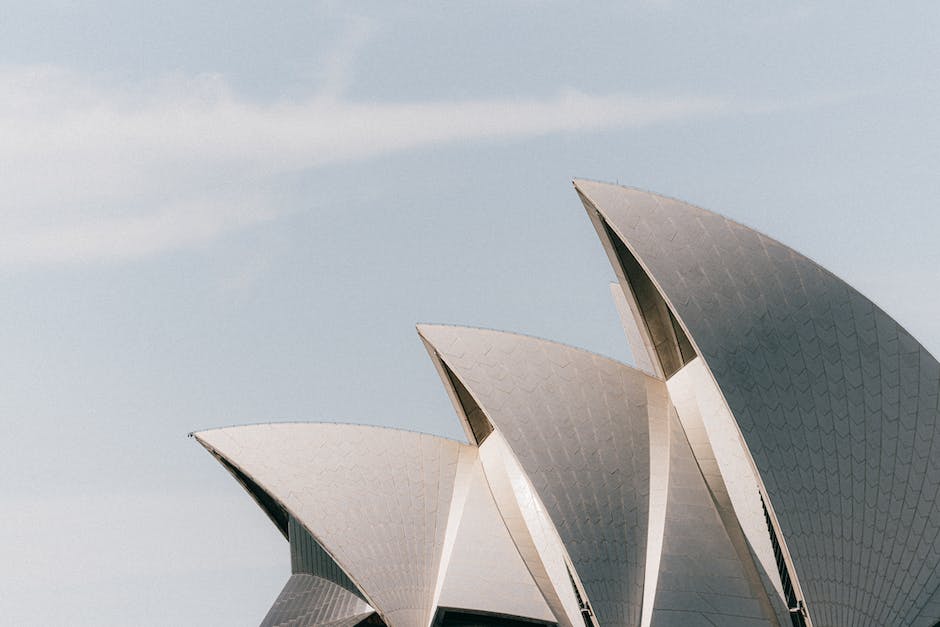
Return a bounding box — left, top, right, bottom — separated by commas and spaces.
192, 180, 940, 627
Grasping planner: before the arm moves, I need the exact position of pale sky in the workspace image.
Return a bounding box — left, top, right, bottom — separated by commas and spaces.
2, 2, 939, 625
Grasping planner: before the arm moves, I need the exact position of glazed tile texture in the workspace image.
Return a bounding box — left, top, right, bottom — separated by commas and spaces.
575, 179, 940, 627
288, 515, 363, 600
651, 395, 773, 627
194, 424, 466, 627
435, 454, 556, 623
418, 324, 662, 627
260, 574, 374, 627
665, 358, 788, 621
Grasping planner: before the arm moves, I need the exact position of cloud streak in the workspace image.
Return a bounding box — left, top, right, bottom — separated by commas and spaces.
0, 65, 735, 268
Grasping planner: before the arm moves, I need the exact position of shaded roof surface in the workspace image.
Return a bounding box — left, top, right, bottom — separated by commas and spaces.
260, 574, 374, 627
576, 179, 940, 626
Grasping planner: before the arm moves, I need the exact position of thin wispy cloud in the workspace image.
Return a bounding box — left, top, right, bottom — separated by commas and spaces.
0, 58, 749, 269
0, 196, 278, 267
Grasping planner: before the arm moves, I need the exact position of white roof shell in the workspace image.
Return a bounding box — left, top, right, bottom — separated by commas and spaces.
190, 178, 940, 627
194, 423, 464, 627
194, 422, 555, 627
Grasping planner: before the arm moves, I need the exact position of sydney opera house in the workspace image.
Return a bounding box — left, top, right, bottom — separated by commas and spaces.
192, 180, 940, 627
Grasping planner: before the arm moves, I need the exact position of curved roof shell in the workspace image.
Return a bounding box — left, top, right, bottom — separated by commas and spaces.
651, 396, 776, 627
260, 574, 374, 627
434, 454, 556, 623
575, 178, 940, 626
419, 324, 661, 627
193, 423, 467, 627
